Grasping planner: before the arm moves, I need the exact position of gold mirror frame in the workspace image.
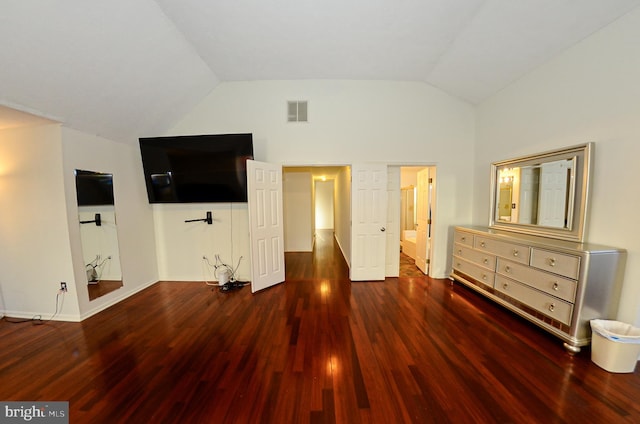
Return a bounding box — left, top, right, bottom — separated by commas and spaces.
489, 143, 593, 242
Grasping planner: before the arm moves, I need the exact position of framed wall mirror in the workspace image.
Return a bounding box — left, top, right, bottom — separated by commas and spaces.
489, 143, 593, 242
74, 169, 124, 300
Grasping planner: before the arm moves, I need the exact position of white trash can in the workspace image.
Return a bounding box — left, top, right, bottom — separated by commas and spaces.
590, 319, 640, 373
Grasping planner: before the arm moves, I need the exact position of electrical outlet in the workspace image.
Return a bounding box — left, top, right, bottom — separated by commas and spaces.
60, 282, 68, 292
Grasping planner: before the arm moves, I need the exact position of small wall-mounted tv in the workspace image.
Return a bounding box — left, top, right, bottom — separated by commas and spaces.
138, 133, 254, 203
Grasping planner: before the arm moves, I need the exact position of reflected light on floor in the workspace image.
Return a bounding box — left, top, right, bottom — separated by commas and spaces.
326, 355, 339, 376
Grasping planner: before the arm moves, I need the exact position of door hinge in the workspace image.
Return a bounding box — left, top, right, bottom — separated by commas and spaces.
427, 219, 432, 225
428, 178, 433, 183
426, 259, 430, 264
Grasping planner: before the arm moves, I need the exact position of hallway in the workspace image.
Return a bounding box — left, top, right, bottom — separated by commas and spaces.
285, 230, 350, 280
285, 229, 426, 281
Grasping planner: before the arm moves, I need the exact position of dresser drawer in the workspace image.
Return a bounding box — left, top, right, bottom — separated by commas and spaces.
453, 243, 496, 271
496, 259, 577, 303
474, 236, 530, 265
495, 275, 573, 326
454, 230, 474, 247
453, 256, 495, 288
530, 248, 580, 279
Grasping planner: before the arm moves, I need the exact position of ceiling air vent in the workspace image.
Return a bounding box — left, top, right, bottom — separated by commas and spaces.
287, 101, 308, 122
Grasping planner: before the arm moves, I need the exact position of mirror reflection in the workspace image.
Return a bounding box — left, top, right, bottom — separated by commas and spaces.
495, 158, 575, 229
74, 170, 123, 301
489, 143, 591, 242
401, 186, 416, 231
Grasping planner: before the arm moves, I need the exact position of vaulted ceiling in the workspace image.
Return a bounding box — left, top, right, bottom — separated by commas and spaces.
2, 0, 639, 143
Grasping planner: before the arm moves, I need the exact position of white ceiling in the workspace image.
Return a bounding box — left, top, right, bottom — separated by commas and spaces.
1, 0, 639, 142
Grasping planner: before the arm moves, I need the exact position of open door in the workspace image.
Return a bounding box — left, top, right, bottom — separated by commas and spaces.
247, 160, 285, 293
415, 168, 432, 275
385, 166, 401, 277
350, 163, 387, 281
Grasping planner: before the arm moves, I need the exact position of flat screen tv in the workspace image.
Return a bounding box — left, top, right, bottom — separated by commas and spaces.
75, 170, 115, 206
138, 133, 254, 203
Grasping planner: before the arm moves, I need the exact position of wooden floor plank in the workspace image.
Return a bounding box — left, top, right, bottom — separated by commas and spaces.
1, 229, 639, 423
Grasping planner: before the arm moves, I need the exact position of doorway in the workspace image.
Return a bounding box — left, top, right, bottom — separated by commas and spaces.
315, 179, 334, 231
394, 166, 436, 278
281, 164, 435, 280
282, 166, 346, 256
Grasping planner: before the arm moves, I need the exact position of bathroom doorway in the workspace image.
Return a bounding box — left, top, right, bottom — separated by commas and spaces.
396, 166, 436, 278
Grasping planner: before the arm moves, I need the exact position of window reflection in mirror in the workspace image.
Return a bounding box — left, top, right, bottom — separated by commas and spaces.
74, 170, 123, 301
489, 143, 592, 242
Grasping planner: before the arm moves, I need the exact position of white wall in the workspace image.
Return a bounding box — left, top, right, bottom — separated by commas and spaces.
283, 171, 313, 252
167, 80, 476, 278
334, 166, 352, 265
476, 8, 640, 326
61, 127, 159, 319
78, 206, 122, 281
0, 124, 80, 320
401, 167, 419, 188
152, 203, 250, 282
315, 180, 334, 230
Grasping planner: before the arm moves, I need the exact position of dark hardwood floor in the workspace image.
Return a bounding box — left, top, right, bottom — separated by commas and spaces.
1, 230, 639, 423
87, 280, 124, 301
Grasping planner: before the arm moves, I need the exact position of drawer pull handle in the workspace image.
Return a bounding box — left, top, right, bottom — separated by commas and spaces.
548, 258, 556, 267
504, 266, 511, 273
461, 237, 466, 241
552, 282, 559, 291
549, 303, 555, 312
483, 258, 489, 264
458, 249, 462, 255
513, 249, 519, 257
456, 262, 461, 267
482, 274, 487, 280
480, 242, 486, 248
503, 283, 509, 290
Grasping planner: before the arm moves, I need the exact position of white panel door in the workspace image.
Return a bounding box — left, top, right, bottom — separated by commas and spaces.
415, 168, 430, 275
350, 163, 387, 281
385, 166, 400, 277
538, 161, 569, 228
247, 160, 285, 293
519, 167, 539, 224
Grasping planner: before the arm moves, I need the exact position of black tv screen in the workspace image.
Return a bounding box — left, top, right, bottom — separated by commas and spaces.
138, 133, 254, 203
75, 170, 115, 206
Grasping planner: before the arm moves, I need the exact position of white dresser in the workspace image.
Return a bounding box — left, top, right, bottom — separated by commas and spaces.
450, 226, 626, 353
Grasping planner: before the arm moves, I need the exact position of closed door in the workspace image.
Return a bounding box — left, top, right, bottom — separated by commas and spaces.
350, 163, 387, 281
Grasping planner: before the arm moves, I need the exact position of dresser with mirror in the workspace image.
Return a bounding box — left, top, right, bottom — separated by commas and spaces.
450, 143, 626, 353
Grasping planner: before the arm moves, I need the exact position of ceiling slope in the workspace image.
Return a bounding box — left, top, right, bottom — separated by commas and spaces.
0, 0, 219, 142
1, 0, 639, 142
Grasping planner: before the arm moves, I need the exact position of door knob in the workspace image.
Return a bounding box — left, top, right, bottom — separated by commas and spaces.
380, 227, 386, 232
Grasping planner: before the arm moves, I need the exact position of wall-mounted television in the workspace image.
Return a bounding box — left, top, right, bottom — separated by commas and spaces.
138, 133, 254, 203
